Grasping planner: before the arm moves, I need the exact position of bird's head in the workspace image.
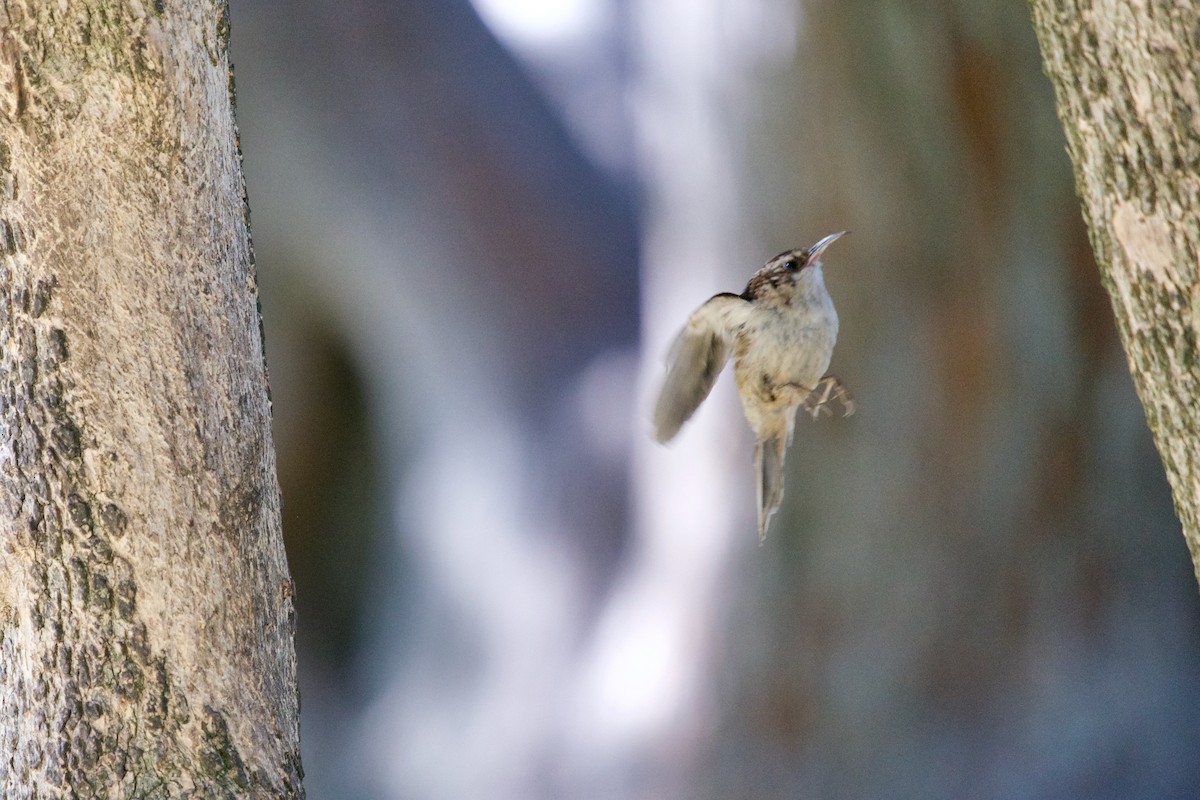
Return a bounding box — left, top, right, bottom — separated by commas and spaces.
743, 231, 848, 302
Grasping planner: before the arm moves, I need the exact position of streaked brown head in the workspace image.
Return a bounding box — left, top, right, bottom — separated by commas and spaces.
742, 231, 847, 301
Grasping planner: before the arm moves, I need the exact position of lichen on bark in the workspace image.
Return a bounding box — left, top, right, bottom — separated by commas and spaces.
1029, 0, 1200, 582
0, 0, 302, 795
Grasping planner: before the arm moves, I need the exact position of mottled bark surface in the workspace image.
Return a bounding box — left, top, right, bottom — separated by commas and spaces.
0, 1, 302, 796
1029, 1, 1200, 581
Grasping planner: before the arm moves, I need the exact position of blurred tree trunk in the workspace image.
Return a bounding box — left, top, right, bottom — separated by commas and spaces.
1029, 2, 1200, 583
701, 0, 1199, 795
0, 1, 302, 796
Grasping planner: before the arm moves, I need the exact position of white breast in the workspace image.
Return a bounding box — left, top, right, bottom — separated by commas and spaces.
737, 264, 838, 392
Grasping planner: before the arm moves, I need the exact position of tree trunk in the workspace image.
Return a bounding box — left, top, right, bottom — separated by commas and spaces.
1029, 1, 1200, 582
0, 1, 302, 795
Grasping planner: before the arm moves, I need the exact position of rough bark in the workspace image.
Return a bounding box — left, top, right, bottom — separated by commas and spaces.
1029, 1, 1200, 582
0, 1, 302, 796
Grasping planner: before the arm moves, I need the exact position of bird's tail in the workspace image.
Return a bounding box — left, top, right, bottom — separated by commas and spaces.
755, 432, 787, 543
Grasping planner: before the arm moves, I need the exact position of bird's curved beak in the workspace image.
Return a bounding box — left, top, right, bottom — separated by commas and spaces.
806, 230, 848, 262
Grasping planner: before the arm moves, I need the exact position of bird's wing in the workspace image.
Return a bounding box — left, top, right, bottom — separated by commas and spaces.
652, 293, 752, 443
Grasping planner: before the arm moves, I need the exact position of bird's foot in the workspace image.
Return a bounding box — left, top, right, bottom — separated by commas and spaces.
797, 375, 855, 420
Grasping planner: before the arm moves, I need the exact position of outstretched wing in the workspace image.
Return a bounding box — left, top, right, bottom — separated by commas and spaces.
652, 293, 752, 443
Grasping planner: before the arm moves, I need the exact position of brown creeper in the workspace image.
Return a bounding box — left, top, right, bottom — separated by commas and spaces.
653, 232, 854, 541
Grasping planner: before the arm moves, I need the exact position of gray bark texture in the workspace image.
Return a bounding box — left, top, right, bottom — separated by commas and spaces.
0, 0, 302, 796
1029, 1, 1200, 583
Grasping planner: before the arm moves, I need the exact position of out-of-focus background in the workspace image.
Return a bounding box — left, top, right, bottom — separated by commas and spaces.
230, 1, 1200, 798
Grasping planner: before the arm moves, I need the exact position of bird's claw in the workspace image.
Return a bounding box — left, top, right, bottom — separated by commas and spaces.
800, 375, 854, 420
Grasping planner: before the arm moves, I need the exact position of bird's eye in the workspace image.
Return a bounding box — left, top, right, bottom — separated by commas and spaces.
783, 259, 799, 271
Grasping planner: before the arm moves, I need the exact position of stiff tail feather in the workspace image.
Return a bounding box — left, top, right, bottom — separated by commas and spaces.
754, 432, 787, 542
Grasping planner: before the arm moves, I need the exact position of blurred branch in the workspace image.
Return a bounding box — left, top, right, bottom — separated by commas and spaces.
1029, 2, 1200, 583
237, 0, 640, 412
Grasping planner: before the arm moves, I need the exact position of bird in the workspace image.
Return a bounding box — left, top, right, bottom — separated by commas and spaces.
652, 231, 854, 541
